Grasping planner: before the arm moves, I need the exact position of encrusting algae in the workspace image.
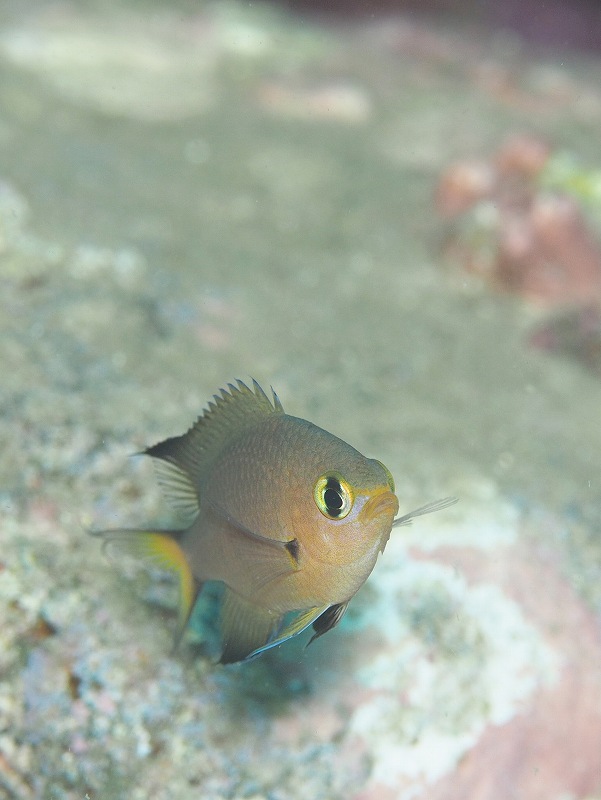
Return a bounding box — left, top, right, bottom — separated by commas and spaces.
94, 380, 455, 663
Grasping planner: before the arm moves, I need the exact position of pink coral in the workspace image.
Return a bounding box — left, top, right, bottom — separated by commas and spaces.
437, 135, 601, 306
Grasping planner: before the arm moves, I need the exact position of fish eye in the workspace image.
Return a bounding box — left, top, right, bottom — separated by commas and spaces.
314, 473, 353, 519
374, 460, 395, 493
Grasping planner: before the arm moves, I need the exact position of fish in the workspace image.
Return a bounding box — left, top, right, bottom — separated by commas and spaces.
94, 379, 455, 664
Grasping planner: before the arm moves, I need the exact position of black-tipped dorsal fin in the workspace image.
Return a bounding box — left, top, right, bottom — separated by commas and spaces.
144, 379, 284, 508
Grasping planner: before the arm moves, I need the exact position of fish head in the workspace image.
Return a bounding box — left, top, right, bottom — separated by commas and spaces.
289, 432, 399, 572
202, 413, 400, 604
309, 461, 398, 564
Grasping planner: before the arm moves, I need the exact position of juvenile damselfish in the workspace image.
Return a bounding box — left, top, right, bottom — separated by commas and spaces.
96, 380, 454, 663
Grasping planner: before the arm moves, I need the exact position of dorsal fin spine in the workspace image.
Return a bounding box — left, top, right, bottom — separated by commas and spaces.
144, 379, 285, 504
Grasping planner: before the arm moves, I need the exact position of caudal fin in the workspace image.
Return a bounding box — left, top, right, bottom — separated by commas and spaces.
91, 528, 198, 648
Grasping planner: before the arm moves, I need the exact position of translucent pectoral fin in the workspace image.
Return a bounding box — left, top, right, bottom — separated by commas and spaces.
392, 496, 458, 527
203, 500, 299, 598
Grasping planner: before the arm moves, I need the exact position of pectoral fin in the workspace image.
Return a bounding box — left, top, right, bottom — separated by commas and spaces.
392, 496, 458, 527
201, 501, 299, 599
220, 588, 280, 664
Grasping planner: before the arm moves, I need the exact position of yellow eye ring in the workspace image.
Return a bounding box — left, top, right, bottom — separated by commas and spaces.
314, 473, 354, 519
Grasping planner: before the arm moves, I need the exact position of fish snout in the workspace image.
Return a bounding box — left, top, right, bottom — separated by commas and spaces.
362, 489, 399, 522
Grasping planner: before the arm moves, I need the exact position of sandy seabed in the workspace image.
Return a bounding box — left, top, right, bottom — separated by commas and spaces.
1, 2, 601, 798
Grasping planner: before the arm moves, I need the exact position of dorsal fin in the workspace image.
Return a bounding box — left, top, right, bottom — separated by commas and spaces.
144, 379, 284, 512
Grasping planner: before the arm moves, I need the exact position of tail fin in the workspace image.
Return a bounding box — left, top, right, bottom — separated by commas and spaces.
91, 528, 198, 648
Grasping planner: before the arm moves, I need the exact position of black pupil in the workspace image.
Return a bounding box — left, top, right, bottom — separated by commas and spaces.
324, 479, 344, 516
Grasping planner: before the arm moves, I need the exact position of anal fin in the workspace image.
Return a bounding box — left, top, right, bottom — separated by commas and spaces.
220, 588, 280, 664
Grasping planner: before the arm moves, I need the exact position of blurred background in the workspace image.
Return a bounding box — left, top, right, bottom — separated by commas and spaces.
286, 0, 601, 53
1, 1, 600, 799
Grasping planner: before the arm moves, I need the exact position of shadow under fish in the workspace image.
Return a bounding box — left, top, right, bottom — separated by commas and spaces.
92, 380, 455, 664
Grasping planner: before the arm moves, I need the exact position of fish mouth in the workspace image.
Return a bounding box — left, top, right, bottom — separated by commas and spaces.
362, 489, 399, 522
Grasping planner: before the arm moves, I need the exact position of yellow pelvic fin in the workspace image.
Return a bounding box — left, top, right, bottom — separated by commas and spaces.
96, 528, 196, 646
